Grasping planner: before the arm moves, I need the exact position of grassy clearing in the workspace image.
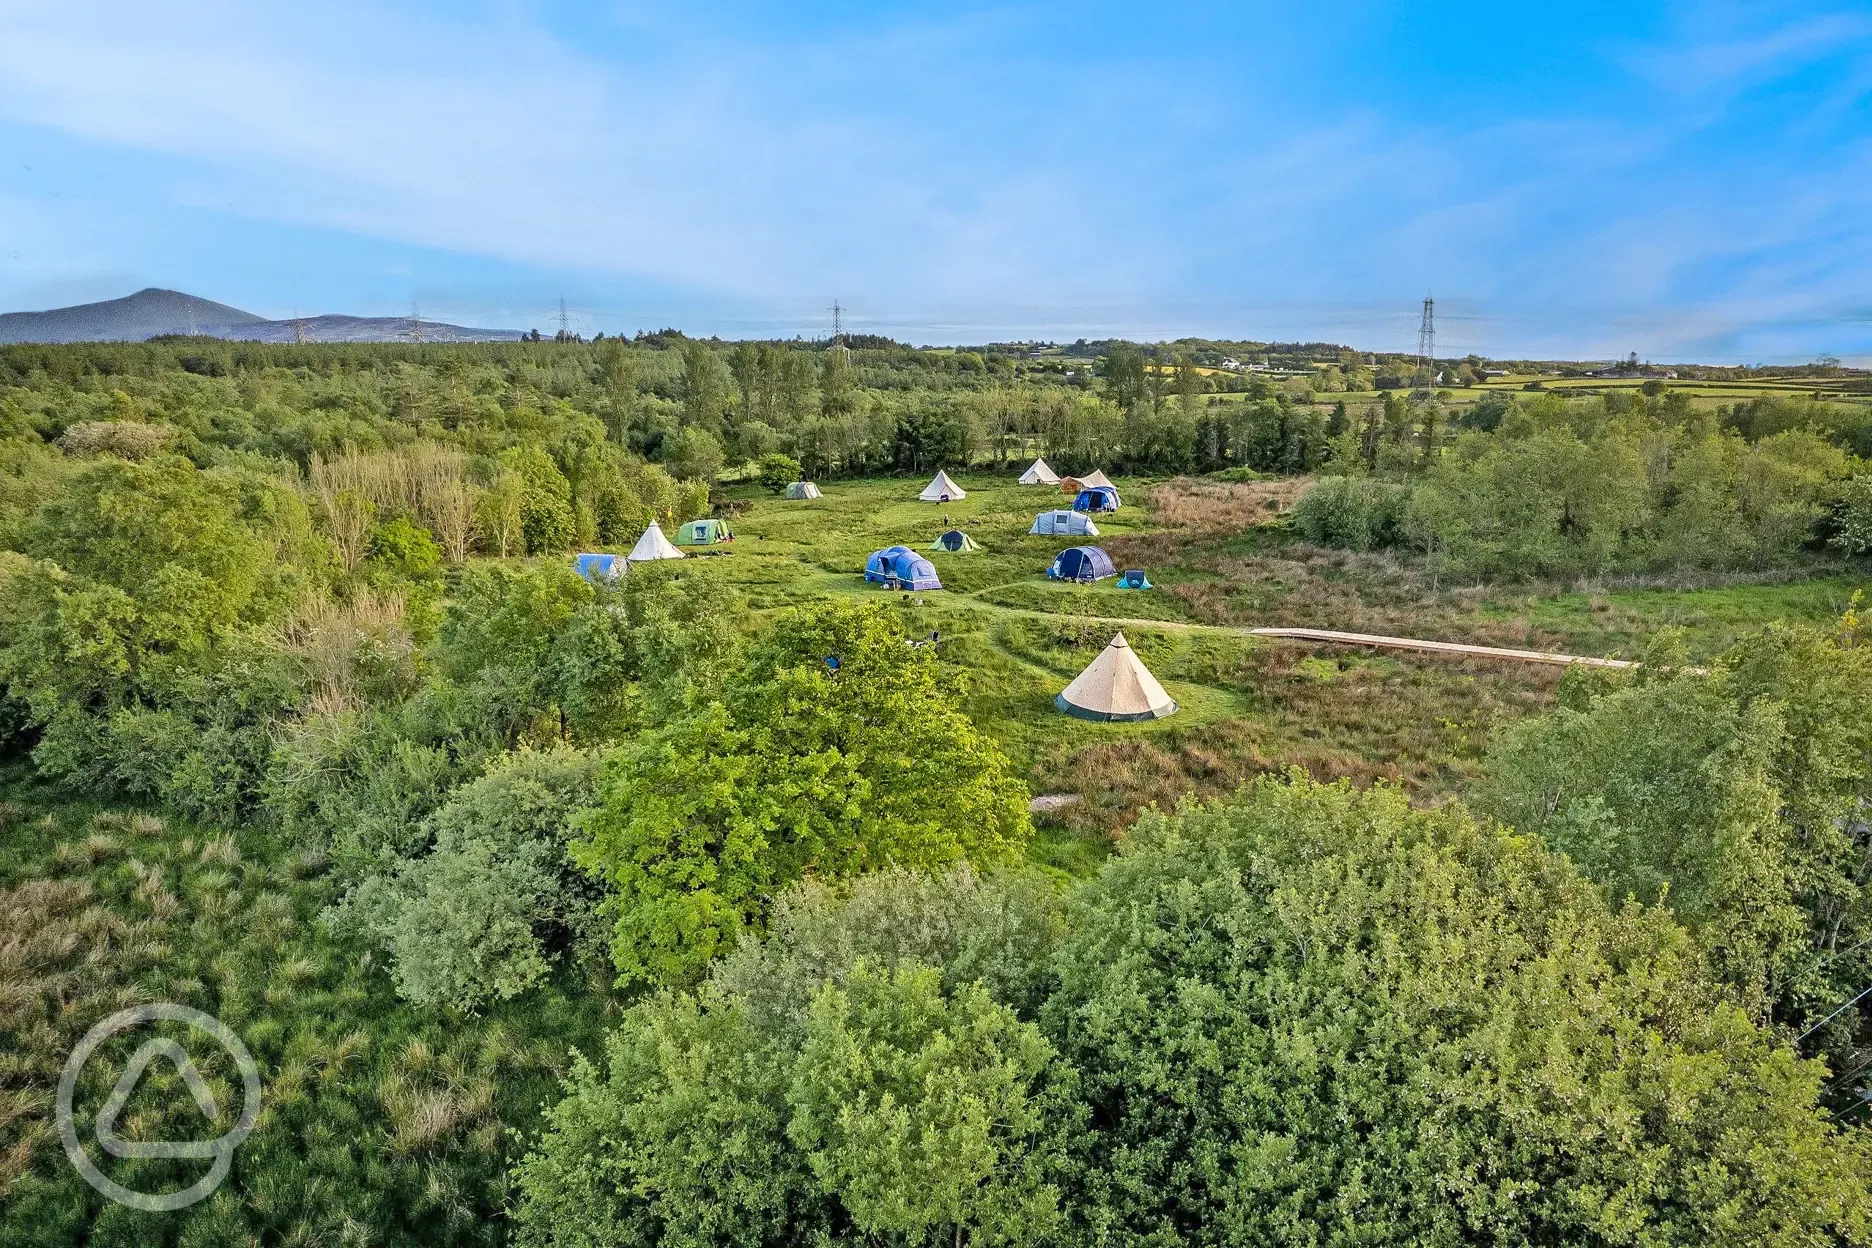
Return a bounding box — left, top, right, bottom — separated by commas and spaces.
637, 471, 1862, 859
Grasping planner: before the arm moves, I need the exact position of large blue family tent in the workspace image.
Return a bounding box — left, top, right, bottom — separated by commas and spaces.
1073, 486, 1121, 514
1048, 545, 1116, 583
865, 545, 943, 591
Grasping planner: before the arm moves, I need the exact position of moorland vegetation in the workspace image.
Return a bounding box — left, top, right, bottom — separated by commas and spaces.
1, 336, 1870, 1246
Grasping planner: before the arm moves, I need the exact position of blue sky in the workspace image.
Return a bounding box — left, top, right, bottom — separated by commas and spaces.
1, 1, 1870, 360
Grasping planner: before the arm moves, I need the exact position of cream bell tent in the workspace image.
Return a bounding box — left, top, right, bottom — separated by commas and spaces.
1056, 632, 1178, 722
627, 522, 685, 563
1018, 458, 1061, 486
1076, 469, 1115, 490
919, 471, 966, 502
784, 481, 822, 499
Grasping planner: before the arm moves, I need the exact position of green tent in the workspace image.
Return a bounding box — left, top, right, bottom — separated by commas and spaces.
675, 518, 733, 545
928, 529, 980, 553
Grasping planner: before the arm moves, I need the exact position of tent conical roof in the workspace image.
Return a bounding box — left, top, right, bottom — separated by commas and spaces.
1018, 458, 1061, 485
1056, 632, 1177, 722
627, 522, 685, 562
1076, 469, 1114, 490
919, 470, 967, 501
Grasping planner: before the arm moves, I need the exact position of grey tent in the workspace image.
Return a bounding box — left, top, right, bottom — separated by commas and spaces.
1055, 632, 1178, 722
784, 481, 822, 499
1030, 510, 1099, 537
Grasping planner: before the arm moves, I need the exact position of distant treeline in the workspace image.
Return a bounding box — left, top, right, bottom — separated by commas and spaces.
1291, 388, 1872, 579
0, 336, 1480, 490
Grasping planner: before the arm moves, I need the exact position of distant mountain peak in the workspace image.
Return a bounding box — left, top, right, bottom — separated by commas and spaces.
0, 290, 521, 345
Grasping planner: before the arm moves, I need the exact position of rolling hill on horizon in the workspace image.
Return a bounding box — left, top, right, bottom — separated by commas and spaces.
0, 288, 522, 344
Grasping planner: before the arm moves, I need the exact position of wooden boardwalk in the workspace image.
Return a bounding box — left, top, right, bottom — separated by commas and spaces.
1247, 627, 1640, 670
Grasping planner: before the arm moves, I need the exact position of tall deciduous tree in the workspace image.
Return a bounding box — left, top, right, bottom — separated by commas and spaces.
1480, 620, 1872, 1092
512, 866, 1067, 1248
1045, 775, 1872, 1246
574, 601, 1031, 987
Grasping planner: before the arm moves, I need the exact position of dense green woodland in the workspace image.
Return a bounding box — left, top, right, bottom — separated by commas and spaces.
1, 339, 1871, 1245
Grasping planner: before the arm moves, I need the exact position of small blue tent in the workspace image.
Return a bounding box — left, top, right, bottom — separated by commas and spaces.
574, 553, 622, 583
865, 545, 943, 591
1072, 486, 1121, 514
1115, 569, 1153, 590
1048, 546, 1116, 583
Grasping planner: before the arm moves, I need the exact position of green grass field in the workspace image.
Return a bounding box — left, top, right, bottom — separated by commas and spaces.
586, 472, 1869, 867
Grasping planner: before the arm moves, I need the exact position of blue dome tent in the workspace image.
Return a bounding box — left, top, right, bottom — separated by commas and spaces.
864, 545, 943, 591
1048, 546, 1116, 583
1115, 569, 1153, 590
1072, 486, 1121, 513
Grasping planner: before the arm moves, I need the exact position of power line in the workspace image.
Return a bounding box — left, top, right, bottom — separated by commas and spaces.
408, 300, 426, 344
828, 300, 844, 345
1797, 983, 1872, 1045
558, 295, 570, 342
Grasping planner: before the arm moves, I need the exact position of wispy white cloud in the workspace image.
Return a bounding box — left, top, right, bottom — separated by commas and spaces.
0, 0, 1869, 358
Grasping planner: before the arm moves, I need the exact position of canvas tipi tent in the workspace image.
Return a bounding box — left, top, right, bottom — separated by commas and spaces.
1076, 469, 1115, 490
1018, 458, 1061, 486
627, 523, 684, 562
1056, 633, 1178, 722
918, 471, 966, 502
784, 481, 822, 499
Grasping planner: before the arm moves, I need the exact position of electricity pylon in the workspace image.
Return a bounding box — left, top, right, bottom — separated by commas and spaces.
1416, 296, 1436, 390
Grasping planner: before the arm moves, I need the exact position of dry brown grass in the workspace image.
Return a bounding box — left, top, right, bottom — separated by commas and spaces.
1031, 641, 1560, 839
378, 1042, 499, 1157
306, 442, 482, 567
56, 420, 172, 460
1136, 476, 1311, 537
282, 589, 414, 708
0, 878, 143, 1195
